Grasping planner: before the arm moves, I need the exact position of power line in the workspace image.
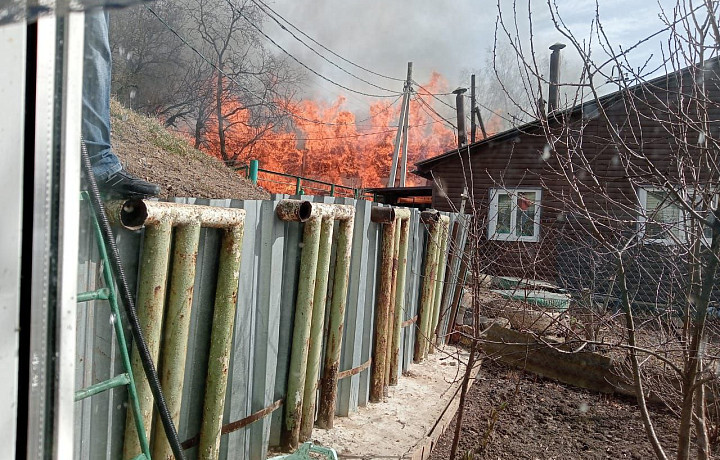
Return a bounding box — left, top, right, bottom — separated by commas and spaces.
413, 93, 458, 130
144, 6, 392, 127
249, 0, 401, 94
238, 11, 403, 98
255, 120, 441, 142
249, 0, 406, 83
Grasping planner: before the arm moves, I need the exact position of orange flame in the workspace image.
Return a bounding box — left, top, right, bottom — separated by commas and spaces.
203, 72, 475, 194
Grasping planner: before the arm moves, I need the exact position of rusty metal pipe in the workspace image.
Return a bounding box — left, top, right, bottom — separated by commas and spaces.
276, 199, 355, 222
370, 206, 396, 223
152, 222, 201, 460
429, 216, 450, 354
299, 217, 334, 441
414, 211, 441, 363
276, 199, 354, 449
384, 218, 402, 392
107, 199, 247, 460
389, 215, 410, 384
370, 220, 396, 402
316, 216, 355, 429
123, 219, 173, 460
198, 225, 245, 459
114, 198, 246, 230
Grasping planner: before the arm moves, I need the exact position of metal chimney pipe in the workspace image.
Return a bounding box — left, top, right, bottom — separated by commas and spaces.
548, 43, 566, 112
453, 87, 468, 148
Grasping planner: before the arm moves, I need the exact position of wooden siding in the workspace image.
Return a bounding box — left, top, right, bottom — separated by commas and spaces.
418, 58, 720, 289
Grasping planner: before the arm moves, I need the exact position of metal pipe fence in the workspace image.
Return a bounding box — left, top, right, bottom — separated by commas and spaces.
74, 195, 466, 459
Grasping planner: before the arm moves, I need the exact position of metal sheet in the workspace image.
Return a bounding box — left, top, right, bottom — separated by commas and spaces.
0, 18, 26, 460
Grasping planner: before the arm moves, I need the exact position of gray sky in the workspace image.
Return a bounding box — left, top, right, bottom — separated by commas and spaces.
263, 0, 679, 113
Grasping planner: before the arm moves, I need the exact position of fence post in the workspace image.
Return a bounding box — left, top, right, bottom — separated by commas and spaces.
295, 177, 302, 195
330, 184, 335, 196
249, 159, 259, 184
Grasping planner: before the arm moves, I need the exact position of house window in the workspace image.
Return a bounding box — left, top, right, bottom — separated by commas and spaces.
638, 188, 717, 245
488, 188, 542, 242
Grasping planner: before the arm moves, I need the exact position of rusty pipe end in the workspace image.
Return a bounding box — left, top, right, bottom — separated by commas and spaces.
371, 206, 396, 223
120, 198, 149, 230
297, 201, 313, 222
420, 210, 440, 224
276, 199, 314, 222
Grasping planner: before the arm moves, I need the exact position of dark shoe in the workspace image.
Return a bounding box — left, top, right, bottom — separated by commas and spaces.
97, 169, 160, 198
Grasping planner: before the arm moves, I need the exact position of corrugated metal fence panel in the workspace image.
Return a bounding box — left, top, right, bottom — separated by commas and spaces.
74, 195, 461, 459
337, 199, 374, 416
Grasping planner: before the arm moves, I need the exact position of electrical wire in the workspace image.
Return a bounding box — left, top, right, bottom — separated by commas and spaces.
413, 92, 458, 130
238, 11, 403, 98
248, 0, 405, 83
249, 0, 402, 93
254, 120, 441, 142
145, 6, 395, 127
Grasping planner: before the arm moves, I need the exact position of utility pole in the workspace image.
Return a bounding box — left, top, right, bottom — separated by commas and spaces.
388, 62, 412, 188
399, 67, 411, 187
470, 75, 476, 143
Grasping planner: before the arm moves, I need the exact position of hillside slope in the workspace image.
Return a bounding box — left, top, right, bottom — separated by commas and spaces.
110, 100, 270, 200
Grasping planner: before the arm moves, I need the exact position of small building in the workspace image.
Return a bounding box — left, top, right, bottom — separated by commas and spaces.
413, 57, 720, 307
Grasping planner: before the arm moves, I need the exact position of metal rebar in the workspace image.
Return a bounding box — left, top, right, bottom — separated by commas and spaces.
124, 219, 173, 460
152, 222, 201, 460
299, 217, 334, 441
316, 216, 355, 428
198, 225, 245, 459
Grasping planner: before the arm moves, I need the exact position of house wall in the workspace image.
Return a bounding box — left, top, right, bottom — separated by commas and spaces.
420, 60, 720, 306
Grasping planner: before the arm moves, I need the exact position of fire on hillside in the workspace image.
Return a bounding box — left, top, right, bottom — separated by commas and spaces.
201, 73, 474, 195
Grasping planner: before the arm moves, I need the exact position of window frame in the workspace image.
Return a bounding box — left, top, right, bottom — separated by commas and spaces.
488, 187, 542, 242
637, 187, 717, 245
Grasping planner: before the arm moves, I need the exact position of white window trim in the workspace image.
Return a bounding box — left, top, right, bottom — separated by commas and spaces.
488, 187, 542, 242
637, 187, 717, 246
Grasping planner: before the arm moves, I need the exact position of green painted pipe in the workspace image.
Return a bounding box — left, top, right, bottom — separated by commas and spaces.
429, 216, 450, 355
299, 217, 334, 441
249, 159, 259, 184
316, 216, 355, 429
282, 217, 322, 450
75, 373, 131, 401
152, 222, 201, 460
414, 212, 440, 363
389, 216, 411, 384
384, 218, 402, 390
198, 225, 245, 459
124, 219, 173, 460
370, 220, 397, 402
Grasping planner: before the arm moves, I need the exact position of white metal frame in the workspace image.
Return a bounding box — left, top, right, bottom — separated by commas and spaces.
487, 187, 542, 242
0, 19, 27, 460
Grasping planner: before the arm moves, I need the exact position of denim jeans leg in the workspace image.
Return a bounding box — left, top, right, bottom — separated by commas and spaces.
82, 9, 122, 181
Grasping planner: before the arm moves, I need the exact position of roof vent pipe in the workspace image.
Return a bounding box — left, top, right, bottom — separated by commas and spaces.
452, 87, 467, 148
548, 43, 565, 112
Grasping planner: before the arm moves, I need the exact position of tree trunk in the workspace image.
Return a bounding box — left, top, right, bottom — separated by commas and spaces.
618, 256, 668, 460
678, 224, 720, 460
216, 68, 228, 163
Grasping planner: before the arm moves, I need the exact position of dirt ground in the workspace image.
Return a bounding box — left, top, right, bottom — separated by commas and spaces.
429, 357, 680, 460
110, 100, 270, 200
308, 346, 471, 459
